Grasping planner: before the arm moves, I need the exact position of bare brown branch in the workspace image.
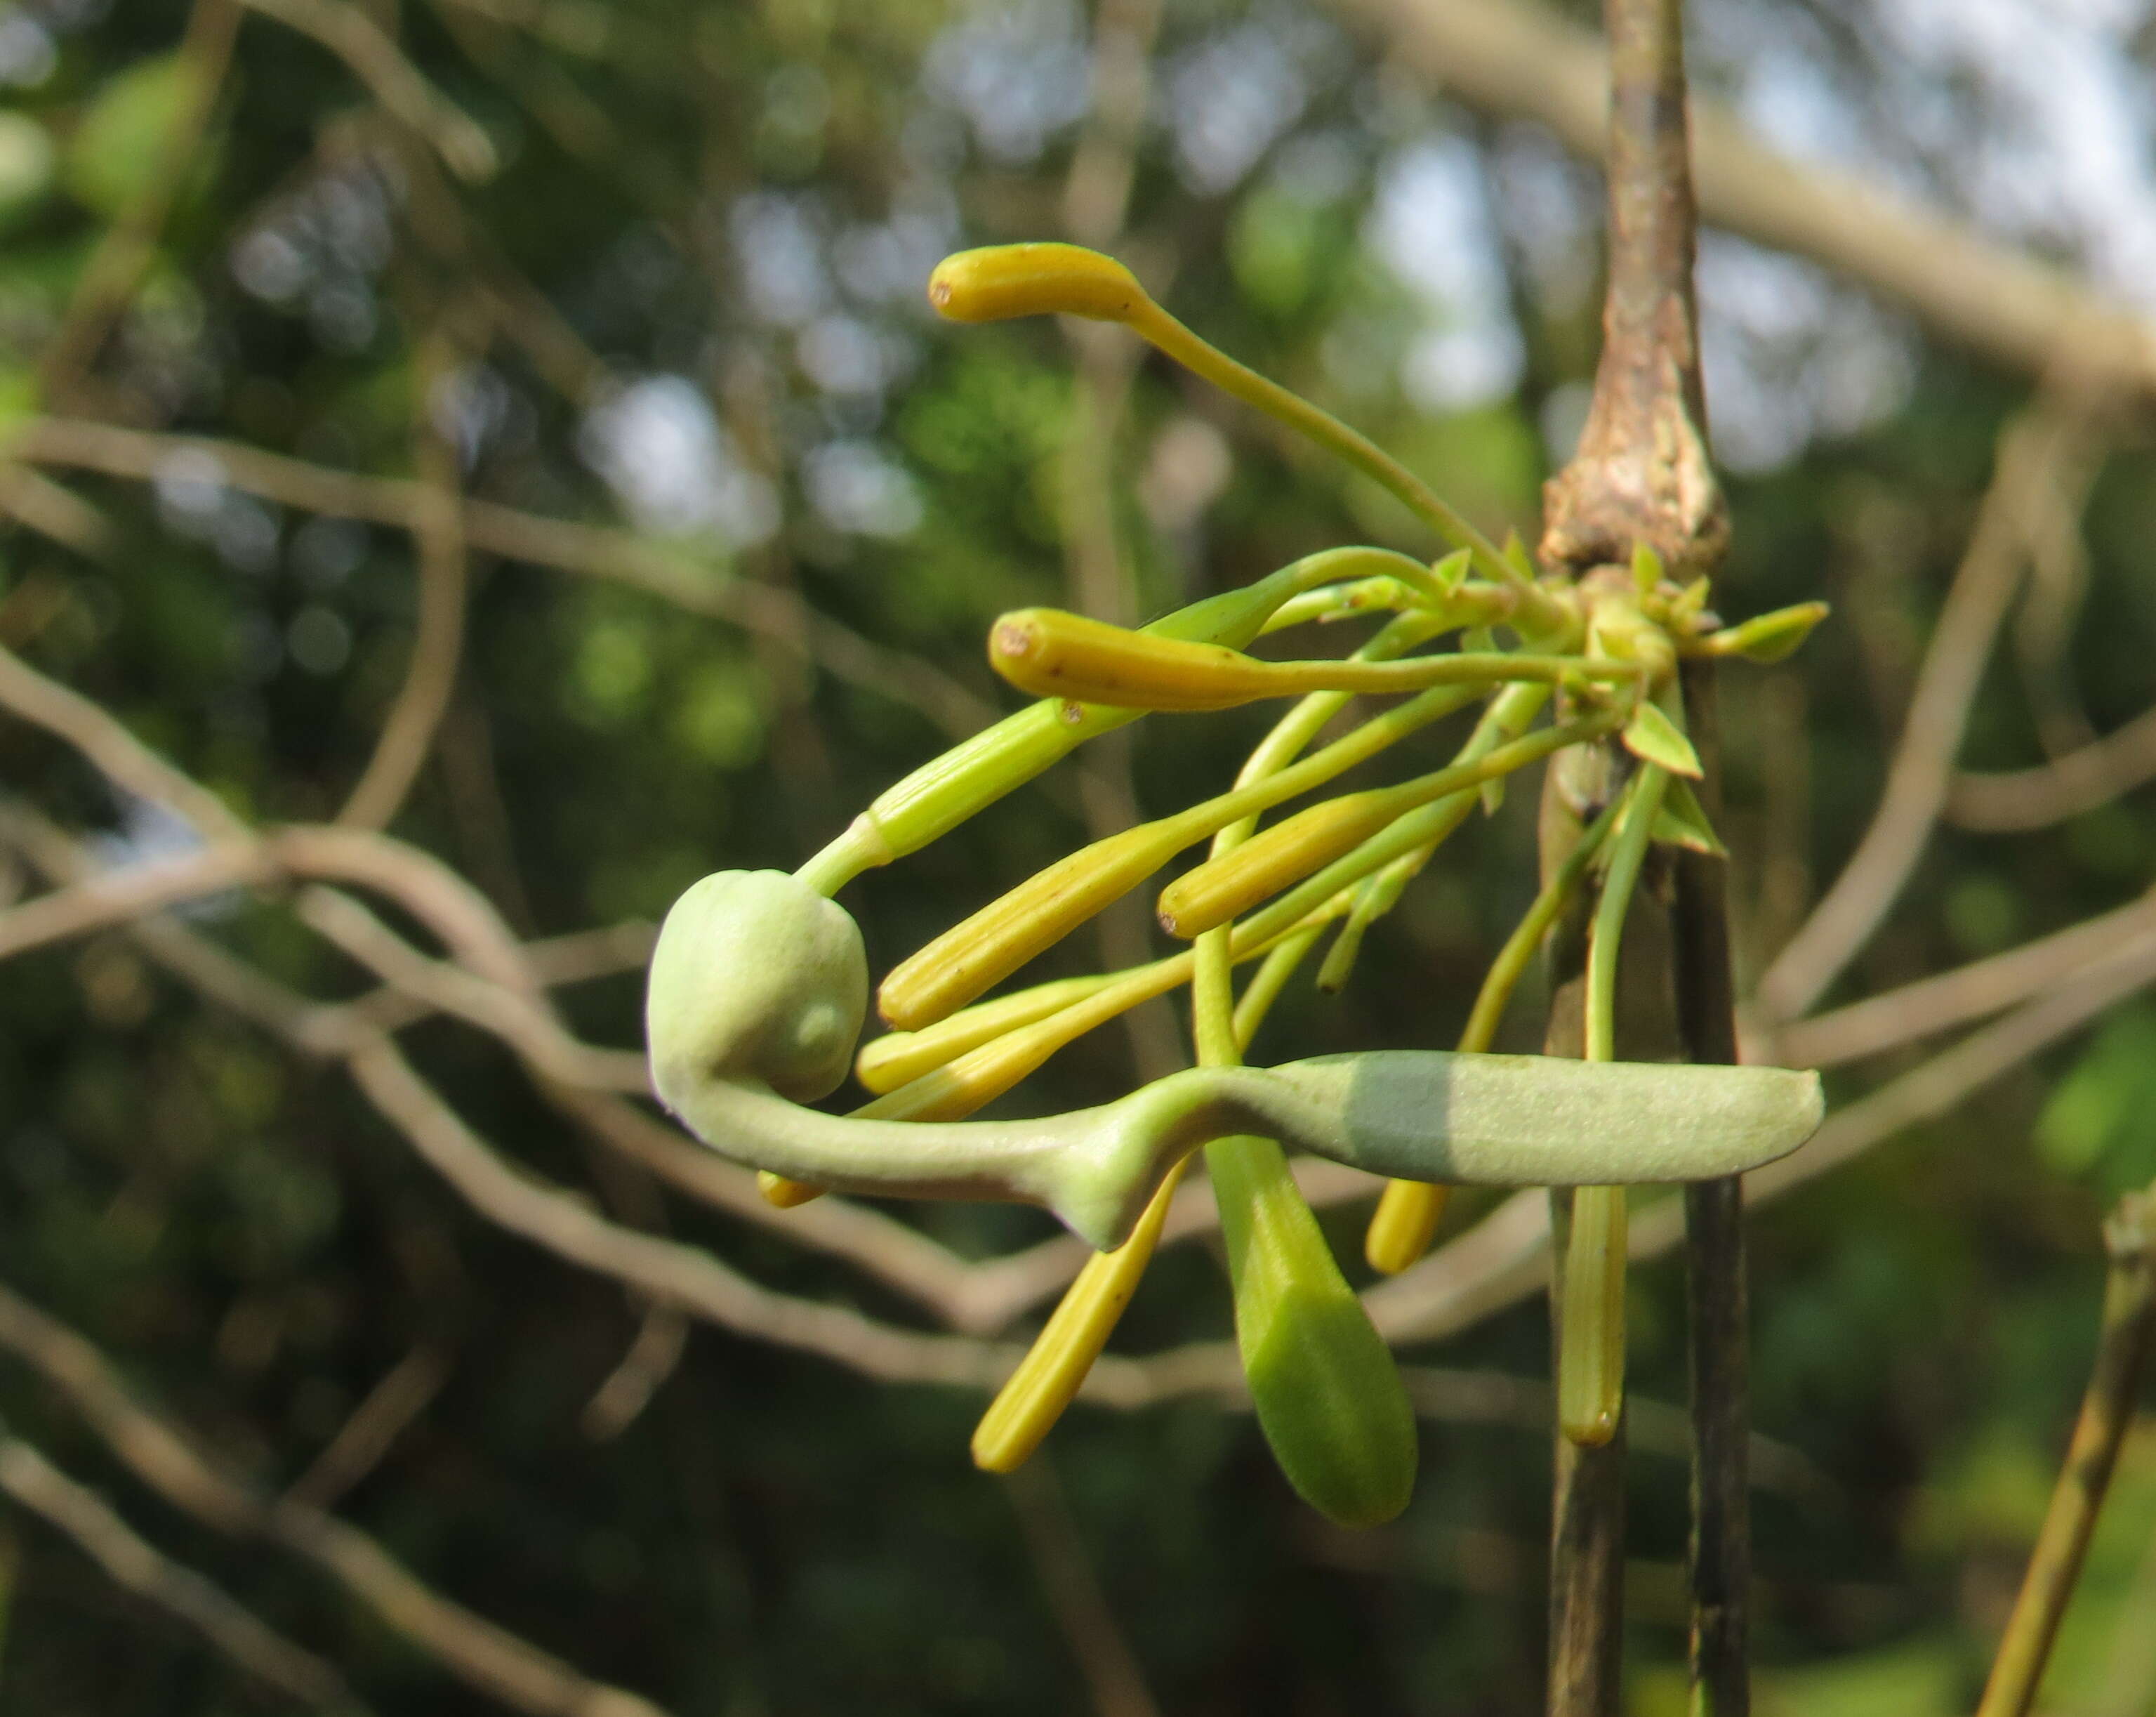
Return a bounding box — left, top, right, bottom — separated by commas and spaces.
1767, 888, 2156, 1070
284, 1341, 456, 1512
1003, 1457, 1163, 1717
0, 1283, 671, 1717
237, 0, 498, 181
1756, 404, 2105, 1025
1976, 1194, 2156, 1717
0, 1435, 357, 1710
579, 1305, 689, 1442
1949, 701, 2156, 832
338, 329, 470, 831
8, 417, 993, 739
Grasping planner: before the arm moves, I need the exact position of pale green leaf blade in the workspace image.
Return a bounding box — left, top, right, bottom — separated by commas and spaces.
1622, 700, 1703, 777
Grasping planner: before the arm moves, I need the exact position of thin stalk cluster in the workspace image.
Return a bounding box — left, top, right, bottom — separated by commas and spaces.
669, 242, 1826, 1521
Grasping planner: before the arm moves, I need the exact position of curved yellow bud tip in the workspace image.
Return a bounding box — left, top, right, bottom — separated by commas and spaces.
758, 1169, 826, 1208
972, 1162, 1186, 1473
1363, 1179, 1451, 1275
927, 243, 1149, 325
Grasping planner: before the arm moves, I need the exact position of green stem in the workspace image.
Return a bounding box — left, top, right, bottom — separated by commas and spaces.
1559, 763, 1669, 1447
1128, 300, 1538, 614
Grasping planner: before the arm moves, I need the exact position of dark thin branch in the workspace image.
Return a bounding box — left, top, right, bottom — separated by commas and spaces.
1537, 0, 1735, 1706
1671, 662, 1750, 1717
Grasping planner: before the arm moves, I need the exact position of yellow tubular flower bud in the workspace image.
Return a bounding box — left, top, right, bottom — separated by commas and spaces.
864, 953, 1199, 1122
1159, 713, 1609, 940
854, 973, 1113, 1093
878, 680, 1488, 1029
971, 1157, 1190, 1473
1164, 791, 1400, 938
927, 242, 1147, 324
758, 1170, 827, 1208
878, 823, 1175, 1031
989, 609, 1281, 712
799, 548, 1435, 897
925, 247, 1566, 625
988, 605, 1633, 713
1363, 1181, 1451, 1276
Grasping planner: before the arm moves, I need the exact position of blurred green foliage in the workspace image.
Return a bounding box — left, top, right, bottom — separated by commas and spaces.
1, 0, 2153, 1711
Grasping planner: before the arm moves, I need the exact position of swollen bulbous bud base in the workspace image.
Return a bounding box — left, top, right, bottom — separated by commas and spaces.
647, 870, 867, 1105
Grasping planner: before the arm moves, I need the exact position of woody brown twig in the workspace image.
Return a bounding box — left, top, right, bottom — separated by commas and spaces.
1537, 0, 1735, 1709
1975, 1192, 2156, 1717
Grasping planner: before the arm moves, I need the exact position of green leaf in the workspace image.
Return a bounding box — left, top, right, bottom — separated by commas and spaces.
67, 55, 194, 218
1500, 529, 1537, 586
1629, 539, 1664, 596
1650, 776, 1727, 855
1622, 700, 1702, 777
1208, 1134, 1417, 1527
1429, 546, 1470, 597
1705, 600, 1831, 664
0, 114, 56, 229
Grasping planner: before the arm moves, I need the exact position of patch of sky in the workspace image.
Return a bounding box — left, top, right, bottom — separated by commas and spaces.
1698, 234, 1915, 473
0, 8, 56, 85
1488, 124, 1597, 326
578, 376, 779, 547
834, 189, 960, 309
922, 0, 1090, 168
226, 154, 398, 355
430, 362, 534, 473
1877, 0, 2156, 310
1695, 0, 2156, 316
151, 448, 283, 574
1365, 133, 1523, 414
802, 440, 923, 538
1167, 14, 1318, 195
730, 192, 833, 329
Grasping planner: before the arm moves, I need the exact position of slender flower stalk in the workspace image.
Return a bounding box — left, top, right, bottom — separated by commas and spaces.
927, 243, 1537, 612
1365, 796, 1624, 1274
1558, 761, 1672, 1445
